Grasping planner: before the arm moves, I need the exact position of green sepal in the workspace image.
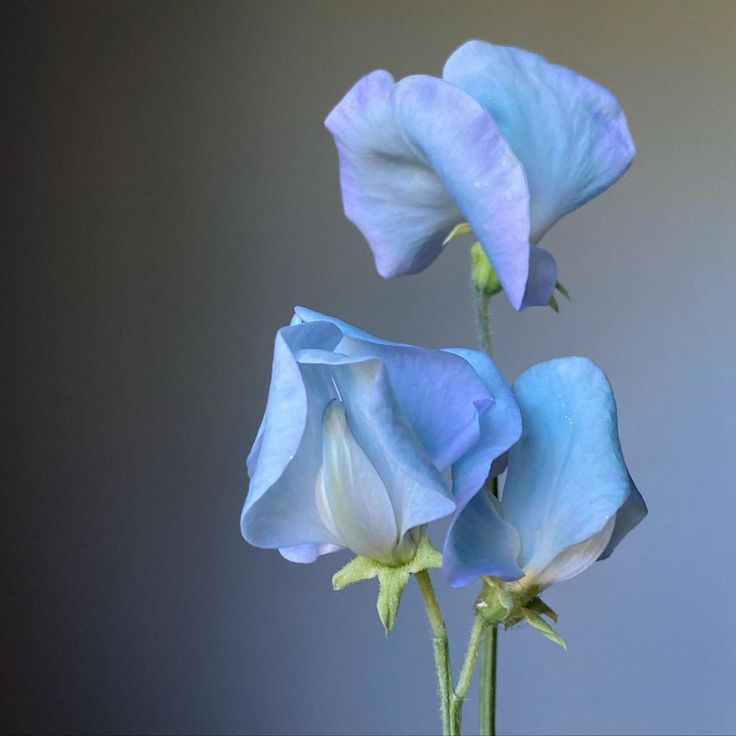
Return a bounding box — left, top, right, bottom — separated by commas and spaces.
521, 607, 568, 651
548, 281, 572, 312
525, 595, 559, 623
555, 280, 572, 301
443, 222, 473, 245
471, 242, 503, 297
332, 534, 442, 633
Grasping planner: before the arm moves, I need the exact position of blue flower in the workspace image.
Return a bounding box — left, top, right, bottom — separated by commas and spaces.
444, 357, 647, 588
241, 308, 520, 565
326, 40, 635, 309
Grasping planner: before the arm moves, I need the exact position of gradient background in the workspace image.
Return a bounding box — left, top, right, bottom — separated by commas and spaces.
5, 1, 736, 734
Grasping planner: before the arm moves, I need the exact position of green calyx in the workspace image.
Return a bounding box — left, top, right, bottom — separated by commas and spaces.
332, 534, 443, 633
471, 242, 503, 297
475, 577, 567, 651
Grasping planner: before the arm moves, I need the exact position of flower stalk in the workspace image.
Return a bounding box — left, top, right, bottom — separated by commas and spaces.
475, 274, 499, 736
415, 570, 453, 736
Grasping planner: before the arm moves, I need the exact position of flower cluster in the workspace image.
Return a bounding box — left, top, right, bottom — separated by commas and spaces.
241, 310, 646, 596
241, 40, 645, 647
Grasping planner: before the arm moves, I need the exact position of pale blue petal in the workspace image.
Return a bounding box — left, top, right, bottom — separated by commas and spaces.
279, 543, 343, 564
296, 351, 456, 540
443, 489, 523, 587
599, 479, 647, 560
441, 348, 523, 585
294, 309, 495, 471
326, 72, 532, 309
325, 70, 460, 278
293, 306, 405, 346
443, 40, 635, 242
241, 322, 344, 550
442, 348, 521, 508
503, 358, 634, 578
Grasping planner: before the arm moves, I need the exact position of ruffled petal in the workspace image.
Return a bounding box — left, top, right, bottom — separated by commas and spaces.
502, 358, 634, 582
326, 72, 532, 308
443, 40, 635, 242
294, 309, 495, 470
241, 322, 344, 550
325, 70, 461, 278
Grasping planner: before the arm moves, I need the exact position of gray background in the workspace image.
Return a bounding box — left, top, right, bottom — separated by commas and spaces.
5, 1, 735, 734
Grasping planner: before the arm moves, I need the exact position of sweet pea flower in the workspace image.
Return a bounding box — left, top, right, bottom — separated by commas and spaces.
444, 357, 647, 590
241, 308, 520, 567
326, 40, 635, 309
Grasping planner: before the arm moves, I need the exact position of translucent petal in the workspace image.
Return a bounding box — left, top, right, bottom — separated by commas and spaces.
326, 72, 532, 308
444, 40, 635, 242
502, 358, 634, 576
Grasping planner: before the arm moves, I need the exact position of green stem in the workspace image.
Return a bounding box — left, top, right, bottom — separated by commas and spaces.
479, 626, 497, 736
476, 290, 492, 355
416, 570, 452, 736
451, 616, 487, 735
475, 288, 499, 736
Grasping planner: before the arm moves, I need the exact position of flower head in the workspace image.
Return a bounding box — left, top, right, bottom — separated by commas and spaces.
326, 40, 635, 309
241, 308, 520, 565
444, 357, 647, 589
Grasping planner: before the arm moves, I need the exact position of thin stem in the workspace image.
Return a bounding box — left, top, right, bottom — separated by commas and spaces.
479, 626, 497, 736
476, 290, 492, 355
475, 288, 499, 736
451, 616, 487, 735
415, 570, 452, 736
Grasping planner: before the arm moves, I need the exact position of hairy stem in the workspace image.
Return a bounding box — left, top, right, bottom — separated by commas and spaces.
451, 615, 487, 735
416, 570, 452, 736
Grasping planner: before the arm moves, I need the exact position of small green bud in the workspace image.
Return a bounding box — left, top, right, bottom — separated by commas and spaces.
332, 532, 442, 633
471, 242, 503, 297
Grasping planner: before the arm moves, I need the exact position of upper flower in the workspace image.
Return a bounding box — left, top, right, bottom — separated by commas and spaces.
241, 308, 520, 565
444, 357, 647, 588
326, 40, 635, 310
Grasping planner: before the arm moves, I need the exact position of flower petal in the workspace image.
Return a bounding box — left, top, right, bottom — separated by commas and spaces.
533, 515, 616, 587
443, 489, 523, 587
442, 348, 521, 508
443, 40, 635, 242
441, 348, 523, 586
297, 350, 456, 541
241, 322, 344, 550
318, 400, 402, 562
279, 543, 343, 564
325, 70, 460, 278
294, 309, 496, 471
598, 479, 648, 560
502, 358, 634, 581
326, 72, 532, 308
521, 245, 557, 309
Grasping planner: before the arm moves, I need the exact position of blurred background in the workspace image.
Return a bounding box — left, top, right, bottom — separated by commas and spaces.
5, 1, 735, 734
